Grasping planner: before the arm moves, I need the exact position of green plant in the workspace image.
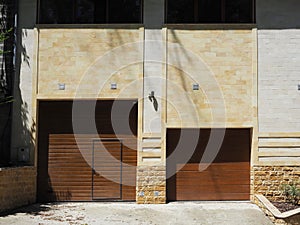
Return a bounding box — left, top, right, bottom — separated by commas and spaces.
281, 183, 300, 206
0, 95, 13, 105
0, 28, 13, 105
0, 27, 12, 54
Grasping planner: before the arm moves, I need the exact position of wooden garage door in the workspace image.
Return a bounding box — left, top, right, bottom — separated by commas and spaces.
167, 128, 250, 201
37, 100, 137, 202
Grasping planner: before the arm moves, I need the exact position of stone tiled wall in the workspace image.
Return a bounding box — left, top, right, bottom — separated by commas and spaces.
136, 166, 166, 204
257, 135, 300, 165
166, 27, 256, 127
0, 167, 36, 212
37, 28, 143, 99
253, 166, 300, 202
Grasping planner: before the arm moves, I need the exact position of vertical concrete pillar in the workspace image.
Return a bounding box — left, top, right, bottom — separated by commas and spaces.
136, 0, 167, 203
11, 0, 37, 165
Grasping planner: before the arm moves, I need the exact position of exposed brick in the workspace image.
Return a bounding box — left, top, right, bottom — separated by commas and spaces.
136, 166, 166, 204
253, 166, 300, 203
0, 167, 37, 212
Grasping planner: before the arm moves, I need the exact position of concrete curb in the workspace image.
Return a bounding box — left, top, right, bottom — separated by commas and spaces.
256, 194, 300, 219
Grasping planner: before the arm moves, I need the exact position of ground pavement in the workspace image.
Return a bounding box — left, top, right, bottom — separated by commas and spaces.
0, 202, 273, 225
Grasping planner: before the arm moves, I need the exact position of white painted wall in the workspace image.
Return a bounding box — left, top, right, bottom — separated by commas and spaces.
257, 1, 300, 133
143, 0, 165, 134
11, 0, 36, 164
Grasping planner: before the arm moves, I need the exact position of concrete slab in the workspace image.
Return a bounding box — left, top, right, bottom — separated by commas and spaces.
0, 202, 273, 225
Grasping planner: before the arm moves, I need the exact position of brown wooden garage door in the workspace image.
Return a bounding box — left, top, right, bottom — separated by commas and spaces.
167, 128, 250, 201
37, 100, 137, 202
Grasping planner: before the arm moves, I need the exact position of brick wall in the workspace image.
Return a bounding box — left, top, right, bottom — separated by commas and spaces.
253, 166, 300, 202
136, 166, 166, 204
0, 167, 36, 212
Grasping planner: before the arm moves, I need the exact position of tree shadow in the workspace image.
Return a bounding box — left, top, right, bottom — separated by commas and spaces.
0, 203, 53, 217
9, 5, 36, 165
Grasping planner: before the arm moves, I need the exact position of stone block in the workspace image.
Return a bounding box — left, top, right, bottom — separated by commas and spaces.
0, 167, 36, 212
253, 166, 300, 202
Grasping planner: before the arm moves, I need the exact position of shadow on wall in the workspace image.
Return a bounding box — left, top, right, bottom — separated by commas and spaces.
256, 0, 300, 29
10, 27, 35, 166
8, 0, 38, 166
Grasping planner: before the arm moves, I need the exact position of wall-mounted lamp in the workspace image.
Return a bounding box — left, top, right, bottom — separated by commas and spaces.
148, 91, 158, 111
58, 83, 65, 90
111, 83, 117, 90
193, 83, 199, 90
298, 84, 300, 91
17, 147, 30, 164
149, 91, 154, 99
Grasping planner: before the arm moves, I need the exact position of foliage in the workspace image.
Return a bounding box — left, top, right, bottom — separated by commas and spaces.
0, 27, 12, 54
0, 95, 12, 105
0, 28, 13, 104
281, 183, 300, 206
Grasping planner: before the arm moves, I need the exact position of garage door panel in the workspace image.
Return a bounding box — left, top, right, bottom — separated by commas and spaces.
176, 165, 250, 185
176, 170, 250, 179
48, 162, 91, 167
48, 167, 92, 172
51, 186, 94, 191
47, 135, 136, 201
48, 155, 89, 161
167, 128, 251, 201
92, 190, 121, 197
122, 187, 136, 200
38, 100, 137, 202
178, 162, 250, 171
176, 177, 250, 185
50, 179, 93, 184
176, 184, 250, 193
176, 193, 250, 201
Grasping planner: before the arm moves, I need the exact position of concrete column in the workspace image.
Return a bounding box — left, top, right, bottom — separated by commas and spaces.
11, 0, 37, 165
136, 0, 167, 204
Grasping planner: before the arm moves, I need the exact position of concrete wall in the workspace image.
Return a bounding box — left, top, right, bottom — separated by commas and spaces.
137, 0, 166, 204
0, 167, 36, 212
257, 0, 300, 29
258, 30, 300, 133
257, 0, 300, 165
11, 0, 37, 165
253, 3, 300, 219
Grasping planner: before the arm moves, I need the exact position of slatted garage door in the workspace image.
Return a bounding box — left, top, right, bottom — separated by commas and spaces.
167, 128, 250, 201
37, 100, 137, 202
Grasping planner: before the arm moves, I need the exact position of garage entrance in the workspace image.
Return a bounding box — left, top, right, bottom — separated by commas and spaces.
37, 100, 137, 202
167, 128, 251, 201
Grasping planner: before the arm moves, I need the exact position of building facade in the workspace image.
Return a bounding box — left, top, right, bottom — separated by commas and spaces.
10, 0, 300, 204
